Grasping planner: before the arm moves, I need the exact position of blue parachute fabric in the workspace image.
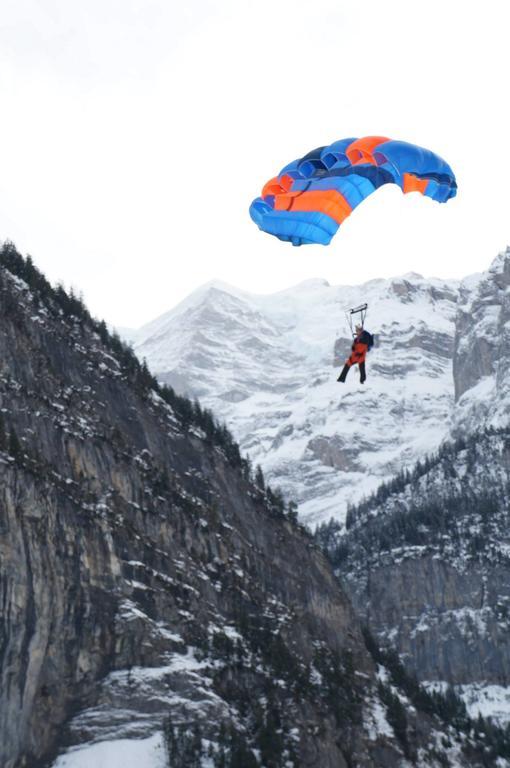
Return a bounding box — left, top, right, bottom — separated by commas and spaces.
320, 138, 357, 169
250, 136, 457, 245
250, 209, 339, 246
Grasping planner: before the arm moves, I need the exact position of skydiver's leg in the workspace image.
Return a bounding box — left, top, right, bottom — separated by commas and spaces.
359, 362, 366, 384
337, 364, 350, 383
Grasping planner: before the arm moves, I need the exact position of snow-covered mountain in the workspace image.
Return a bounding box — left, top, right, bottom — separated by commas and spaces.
130, 270, 468, 525
453, 249, 510, 434
128, 248, 510, 526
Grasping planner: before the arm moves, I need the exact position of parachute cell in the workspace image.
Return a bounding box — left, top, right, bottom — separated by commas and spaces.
249, 136, 457, 246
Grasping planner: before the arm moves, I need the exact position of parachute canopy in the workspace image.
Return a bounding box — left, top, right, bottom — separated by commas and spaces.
249, 136, 457, 246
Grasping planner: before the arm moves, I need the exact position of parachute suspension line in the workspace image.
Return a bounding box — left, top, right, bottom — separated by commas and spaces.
345, 303, 368, 336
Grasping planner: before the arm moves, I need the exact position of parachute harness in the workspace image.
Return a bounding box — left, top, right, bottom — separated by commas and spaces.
345, 303, 368, 337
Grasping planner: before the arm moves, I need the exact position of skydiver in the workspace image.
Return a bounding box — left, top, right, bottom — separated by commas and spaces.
337, 324, 374, 384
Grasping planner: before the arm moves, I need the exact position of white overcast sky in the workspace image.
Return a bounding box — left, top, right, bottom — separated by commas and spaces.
0, 0, 509, 327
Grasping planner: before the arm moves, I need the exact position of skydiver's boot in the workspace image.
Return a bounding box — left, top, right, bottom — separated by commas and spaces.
359, 362, 366, 384
337, 364, 350, 383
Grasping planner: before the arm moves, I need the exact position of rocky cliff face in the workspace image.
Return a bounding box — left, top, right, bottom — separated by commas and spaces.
453, 246, 510, 435
131, 274, 459, 525
1, 246, 482, 768
320, 428, 510, 726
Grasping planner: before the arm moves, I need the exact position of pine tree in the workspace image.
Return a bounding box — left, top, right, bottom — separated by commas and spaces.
0, 412, 6, 450
214, 721, 229, 768
255, 464, 265, 490
287, 500, 298, 524
163, 717, 177, 762
345, 504, 356, 529
257, 707, 284, 768
229, 729, 258, 768
242, 454, 253, 482
213, 746, 227, 768
8, 427, 22, 460
378, 682, 410, 757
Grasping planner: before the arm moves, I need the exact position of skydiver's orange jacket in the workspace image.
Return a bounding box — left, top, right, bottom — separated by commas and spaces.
345, 329, 373, 366
346, 340, 368, 367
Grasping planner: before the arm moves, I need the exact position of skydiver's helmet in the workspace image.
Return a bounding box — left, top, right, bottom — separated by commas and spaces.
355, 324, 363, 334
